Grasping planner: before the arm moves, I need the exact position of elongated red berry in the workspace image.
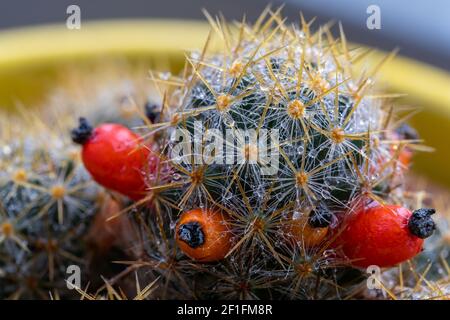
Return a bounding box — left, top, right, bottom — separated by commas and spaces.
72, 118, 154, 200
336, 204, 435, 268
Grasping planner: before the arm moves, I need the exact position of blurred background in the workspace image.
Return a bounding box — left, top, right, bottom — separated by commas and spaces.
0, 0, 449, 69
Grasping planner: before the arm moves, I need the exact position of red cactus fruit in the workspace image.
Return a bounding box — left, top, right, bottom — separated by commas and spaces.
176, 208, 232, 262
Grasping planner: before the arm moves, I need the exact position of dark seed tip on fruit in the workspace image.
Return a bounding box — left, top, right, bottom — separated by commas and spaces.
408, 208, 436, 239
308, 210, 332, 228
178, 221, 204, 248
396, 123, 419, 141
145, 102, 161, 123
71, 117, 93, 145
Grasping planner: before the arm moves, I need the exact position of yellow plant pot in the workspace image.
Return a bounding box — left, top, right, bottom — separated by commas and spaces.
0, 20, 449, 187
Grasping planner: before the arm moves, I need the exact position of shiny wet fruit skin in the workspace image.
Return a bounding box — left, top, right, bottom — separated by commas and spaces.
81, 124, 151, 200
337, 205, 423, 268
176, 209, 232, 262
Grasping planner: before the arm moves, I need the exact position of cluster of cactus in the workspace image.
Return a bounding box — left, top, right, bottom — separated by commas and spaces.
1, 9, 449, 300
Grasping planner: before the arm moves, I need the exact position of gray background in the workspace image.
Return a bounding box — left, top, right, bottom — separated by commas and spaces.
0, 0, 449, 70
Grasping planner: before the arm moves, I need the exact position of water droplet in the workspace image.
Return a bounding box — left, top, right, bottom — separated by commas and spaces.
159, 72, 171, 80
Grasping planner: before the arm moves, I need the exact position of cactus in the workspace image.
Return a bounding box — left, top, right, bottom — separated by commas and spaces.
103, 10, 441, 299
0, 72, 150, 299
1, 9, 449, 300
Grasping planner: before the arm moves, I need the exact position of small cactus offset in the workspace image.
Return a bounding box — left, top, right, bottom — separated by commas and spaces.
1, 9, 449, 300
